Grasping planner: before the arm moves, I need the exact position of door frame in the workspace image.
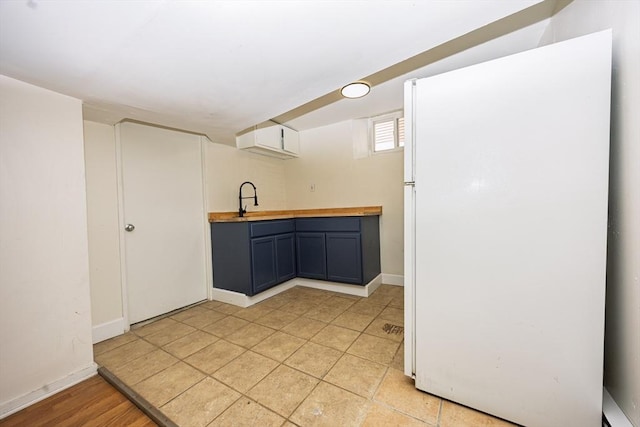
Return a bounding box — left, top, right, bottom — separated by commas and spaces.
114, 123, 213, 330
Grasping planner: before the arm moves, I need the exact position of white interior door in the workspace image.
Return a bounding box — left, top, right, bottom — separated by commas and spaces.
412, 30, 611, 427
118, 122, 207, 324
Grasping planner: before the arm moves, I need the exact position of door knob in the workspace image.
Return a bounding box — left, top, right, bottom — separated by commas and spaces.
125, 224, 135, 232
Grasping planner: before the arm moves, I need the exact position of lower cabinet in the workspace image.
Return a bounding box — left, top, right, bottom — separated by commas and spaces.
211, 220, 296, 296
251, 233, 296, 294
211, 216, 380, 296
296, 217, 379, 285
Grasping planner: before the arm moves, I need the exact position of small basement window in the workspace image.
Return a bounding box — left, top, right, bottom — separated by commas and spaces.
370, 111, 404, 152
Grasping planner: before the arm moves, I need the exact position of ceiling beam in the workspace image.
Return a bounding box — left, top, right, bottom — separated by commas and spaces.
238, 0, 572, 135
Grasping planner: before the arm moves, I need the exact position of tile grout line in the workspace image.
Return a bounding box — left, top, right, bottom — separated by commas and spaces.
283, 374, 325, 425
159, 376, 242, 425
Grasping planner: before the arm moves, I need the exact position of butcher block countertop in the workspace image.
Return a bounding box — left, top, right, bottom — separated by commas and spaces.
209, 206, 382, 223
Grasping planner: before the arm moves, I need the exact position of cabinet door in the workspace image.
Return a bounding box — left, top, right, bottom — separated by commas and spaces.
296, 232, 326, 280
251, 236, 277, 294
255, 126, 282, 150
276, 233, 296, 282
282, 126, 300, 154
326, 233, 362, 284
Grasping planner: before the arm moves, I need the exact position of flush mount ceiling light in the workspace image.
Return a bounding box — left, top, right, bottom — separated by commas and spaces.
341, 81, 371, 99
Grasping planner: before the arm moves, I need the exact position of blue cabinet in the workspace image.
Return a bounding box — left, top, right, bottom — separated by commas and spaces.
250, 232, 296, 293
212, 220, 296, 296
211, 215, 380, 295
295, 217, 380, 285
211, 222, 252, 295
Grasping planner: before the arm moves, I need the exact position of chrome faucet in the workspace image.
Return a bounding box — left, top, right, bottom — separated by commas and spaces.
238, 181, 258, 217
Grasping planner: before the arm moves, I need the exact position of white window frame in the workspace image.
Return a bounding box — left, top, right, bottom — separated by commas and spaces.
369, 110, 404, 154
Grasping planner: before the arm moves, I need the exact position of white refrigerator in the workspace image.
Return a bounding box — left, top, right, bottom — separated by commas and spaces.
403, 30, 612, 427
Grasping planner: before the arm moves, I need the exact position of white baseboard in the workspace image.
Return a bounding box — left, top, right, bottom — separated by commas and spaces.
294, 273, 382, 297
211, 282, 297, 308
0, 363, 97, 419
382, 274, 404, 286
92, 317, 126, 344
603, 387, 633, 427
366, 274, 384, 295
212, 274, 384, 307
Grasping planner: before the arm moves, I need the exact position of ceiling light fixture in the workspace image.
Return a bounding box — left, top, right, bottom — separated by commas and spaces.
340, 81, 371, 99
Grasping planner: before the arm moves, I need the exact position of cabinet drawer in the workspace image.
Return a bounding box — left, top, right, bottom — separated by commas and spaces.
295, 217, 360, 232
250, 219, 295, 238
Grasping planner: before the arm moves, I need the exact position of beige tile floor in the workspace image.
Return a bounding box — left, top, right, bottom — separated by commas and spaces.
94, 285, 515, 427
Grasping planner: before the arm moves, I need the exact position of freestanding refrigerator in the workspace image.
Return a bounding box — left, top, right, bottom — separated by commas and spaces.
403, 30, 612, 427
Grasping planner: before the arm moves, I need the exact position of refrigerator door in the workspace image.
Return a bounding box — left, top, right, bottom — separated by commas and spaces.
412, 30, 611, 427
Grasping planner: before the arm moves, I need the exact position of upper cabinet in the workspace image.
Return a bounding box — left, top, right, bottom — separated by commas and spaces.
236, 124, 299, 159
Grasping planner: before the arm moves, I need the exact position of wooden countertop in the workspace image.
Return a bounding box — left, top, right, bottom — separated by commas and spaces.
209, 206, 382, 222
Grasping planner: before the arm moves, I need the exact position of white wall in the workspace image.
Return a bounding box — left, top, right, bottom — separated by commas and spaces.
205, 141, 287, 212
83, 121, 123, 338
284, 121, 404, 277
540, 1, 640, 425
0, 75, 95, 417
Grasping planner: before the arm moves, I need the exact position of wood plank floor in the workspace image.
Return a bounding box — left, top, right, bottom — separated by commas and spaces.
0, 375, 157, 427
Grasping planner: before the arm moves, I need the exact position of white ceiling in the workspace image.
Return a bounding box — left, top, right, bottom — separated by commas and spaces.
0, 0, 552, 145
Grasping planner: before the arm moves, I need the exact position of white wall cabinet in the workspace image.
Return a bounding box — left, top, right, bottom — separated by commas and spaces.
237, 124, 299, 159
